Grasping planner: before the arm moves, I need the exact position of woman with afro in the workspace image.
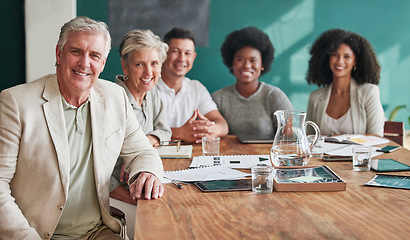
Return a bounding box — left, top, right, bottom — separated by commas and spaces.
306, 29, 384, 136
212, 27, 293, 136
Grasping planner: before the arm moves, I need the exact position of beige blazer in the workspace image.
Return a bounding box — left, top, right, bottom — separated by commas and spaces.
0, 74, 163, 239
306, 79, 385, 136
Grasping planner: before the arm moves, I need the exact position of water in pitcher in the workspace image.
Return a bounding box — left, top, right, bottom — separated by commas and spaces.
270, 144, 310, 167
270, 110, 320, 167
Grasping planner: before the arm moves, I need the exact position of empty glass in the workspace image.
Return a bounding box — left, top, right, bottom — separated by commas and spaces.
202, 136, 220, 156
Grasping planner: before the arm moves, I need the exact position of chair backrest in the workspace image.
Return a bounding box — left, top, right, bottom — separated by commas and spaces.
383, 121, 404, 145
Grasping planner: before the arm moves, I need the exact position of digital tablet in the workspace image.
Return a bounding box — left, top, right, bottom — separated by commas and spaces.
322, 155, 352, 162
376, 145, 401, 153
194, 179, 252, 192
236, 133, 274, 144
371, 159, 410, 172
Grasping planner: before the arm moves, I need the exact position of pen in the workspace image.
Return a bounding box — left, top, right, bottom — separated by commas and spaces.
160, 139, 181, 151
172, 180, 183, 189
177, 139, 181, 152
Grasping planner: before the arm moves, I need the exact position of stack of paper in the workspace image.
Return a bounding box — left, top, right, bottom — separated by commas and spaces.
310, 134, 390, 157
163, 165, 250, 183
325, 134, 389, 146
313, 142, 383, 157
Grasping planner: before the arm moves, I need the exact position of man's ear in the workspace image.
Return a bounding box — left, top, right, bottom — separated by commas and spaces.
101, 57, 107, 73
192, 51, 197, 62
55, 45, 61, 65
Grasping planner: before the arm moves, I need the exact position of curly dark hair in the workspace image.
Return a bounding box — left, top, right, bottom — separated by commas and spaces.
221, 26, 274, 75
306, 29, 380, 87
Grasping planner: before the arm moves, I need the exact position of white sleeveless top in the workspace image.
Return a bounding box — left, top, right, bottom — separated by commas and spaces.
320, 108, 354, 135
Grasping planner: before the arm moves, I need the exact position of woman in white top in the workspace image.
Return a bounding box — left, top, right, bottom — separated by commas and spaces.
306, 29, 385, 136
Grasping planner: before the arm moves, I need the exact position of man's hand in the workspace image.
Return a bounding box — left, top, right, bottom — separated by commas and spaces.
189, 110, 218, 142
147, 134, 160, 148
172, 110, 218, 143
129, 172, 164, 200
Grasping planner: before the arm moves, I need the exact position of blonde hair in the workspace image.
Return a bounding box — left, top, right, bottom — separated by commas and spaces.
119, 29, 168, 65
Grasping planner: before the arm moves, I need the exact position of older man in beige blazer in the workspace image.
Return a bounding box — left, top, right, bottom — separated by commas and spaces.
0, 17, 163, 239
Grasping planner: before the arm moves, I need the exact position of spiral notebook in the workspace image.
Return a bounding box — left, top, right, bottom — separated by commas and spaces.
190, 155, 271, 169
163, 165, 250, 183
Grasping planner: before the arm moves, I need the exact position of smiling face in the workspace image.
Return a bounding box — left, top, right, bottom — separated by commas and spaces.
232, 46, 264, 85
56, 31, 107, 101
329, 43, 356, 80
162, 38, 196, 79
122, 48, 162, 95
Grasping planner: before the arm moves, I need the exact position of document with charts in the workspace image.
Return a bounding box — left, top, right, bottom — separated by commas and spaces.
190, 154, 271, 169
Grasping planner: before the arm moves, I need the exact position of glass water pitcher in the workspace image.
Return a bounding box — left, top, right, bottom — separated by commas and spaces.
270, 110, 320, 167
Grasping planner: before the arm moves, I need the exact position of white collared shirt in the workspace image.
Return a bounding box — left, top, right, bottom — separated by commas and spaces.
155, 77, 218, 128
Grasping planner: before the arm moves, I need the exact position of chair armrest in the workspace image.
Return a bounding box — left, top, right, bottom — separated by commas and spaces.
110, 206, 126, 224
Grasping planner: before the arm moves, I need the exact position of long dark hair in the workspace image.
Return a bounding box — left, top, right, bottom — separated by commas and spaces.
306, 29, 380, 87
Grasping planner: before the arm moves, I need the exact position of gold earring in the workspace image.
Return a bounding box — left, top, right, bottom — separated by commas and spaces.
353, 66, 356, 71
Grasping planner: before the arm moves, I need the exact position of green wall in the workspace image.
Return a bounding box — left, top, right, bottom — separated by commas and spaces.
0, 0, 25, 90
78, 0, 410, 128
2, 0, 410, 128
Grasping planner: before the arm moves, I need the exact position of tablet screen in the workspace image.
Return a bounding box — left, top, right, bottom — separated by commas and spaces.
195, 179, 252, 192
371, 159, 410, 172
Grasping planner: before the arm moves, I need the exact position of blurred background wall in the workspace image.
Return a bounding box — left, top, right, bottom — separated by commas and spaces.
2, 0, 410, 130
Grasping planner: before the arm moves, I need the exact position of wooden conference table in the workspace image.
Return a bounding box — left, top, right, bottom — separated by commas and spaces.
135, 135, 410, 240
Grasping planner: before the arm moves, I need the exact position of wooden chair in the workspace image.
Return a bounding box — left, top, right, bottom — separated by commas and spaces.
383, 121, 405, 145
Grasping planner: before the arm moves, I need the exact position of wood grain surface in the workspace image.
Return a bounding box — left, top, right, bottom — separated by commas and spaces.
135, 135, 410, 240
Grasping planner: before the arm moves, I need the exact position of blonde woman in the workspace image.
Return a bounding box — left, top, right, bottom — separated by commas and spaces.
110, 29, 171, 204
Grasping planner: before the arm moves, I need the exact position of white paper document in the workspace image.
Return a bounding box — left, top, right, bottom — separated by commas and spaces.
190, 155, 271, 169
325, 134, 389, 146
313, 142, 383, 157
163, 165, 250, 183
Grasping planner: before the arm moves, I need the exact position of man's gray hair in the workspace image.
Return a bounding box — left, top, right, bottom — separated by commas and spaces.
57, 16, 111, 58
